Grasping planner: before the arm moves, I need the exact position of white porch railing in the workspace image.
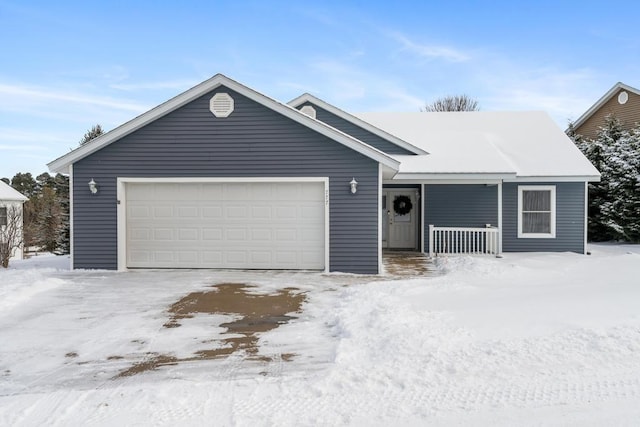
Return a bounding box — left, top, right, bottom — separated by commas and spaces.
428, 225, 501, 257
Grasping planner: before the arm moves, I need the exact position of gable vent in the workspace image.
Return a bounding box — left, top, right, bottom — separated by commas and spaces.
618, 91, 629, 105
300, 105, 316, 119
210, 93, 234, 117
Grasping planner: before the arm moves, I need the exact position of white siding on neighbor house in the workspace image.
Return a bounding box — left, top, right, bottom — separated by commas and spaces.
0, 201, 25, 261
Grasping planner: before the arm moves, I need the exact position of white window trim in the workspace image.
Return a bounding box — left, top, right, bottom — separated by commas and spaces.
517, 185, 556, 239
0, 205, 7, 227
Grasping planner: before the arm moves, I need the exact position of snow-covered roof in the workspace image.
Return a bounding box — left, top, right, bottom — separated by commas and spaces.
356, 111, 601, 181
0, 180, 28, 201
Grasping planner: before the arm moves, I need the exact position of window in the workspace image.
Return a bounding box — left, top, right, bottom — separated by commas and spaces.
518, 185, 556, 238
0, 206, 6, 226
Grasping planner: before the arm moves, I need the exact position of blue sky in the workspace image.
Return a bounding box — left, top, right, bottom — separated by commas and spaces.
1, 0, 639, 178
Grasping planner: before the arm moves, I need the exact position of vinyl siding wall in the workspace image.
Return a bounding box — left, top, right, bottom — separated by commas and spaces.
73, 86, 380, 273
423, 184, 498, 250
299, 103, 414, 155
502, 182, 585, 253
575, 89, 640, 141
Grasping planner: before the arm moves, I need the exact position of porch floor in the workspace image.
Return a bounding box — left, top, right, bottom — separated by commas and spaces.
382, 251, 439, 277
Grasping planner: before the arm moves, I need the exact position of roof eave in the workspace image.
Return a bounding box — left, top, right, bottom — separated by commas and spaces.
393, 172, 517, 181
504, 175, 601, 183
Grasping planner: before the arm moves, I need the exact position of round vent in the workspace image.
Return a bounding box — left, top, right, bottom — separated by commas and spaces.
210, 93, 234, 117
618, 91, 629, 105
300, 105, 316, 119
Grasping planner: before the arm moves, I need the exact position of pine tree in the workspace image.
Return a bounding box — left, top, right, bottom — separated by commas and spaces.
35, 186, 61, 252
79, 124, 104, 145
54, 174, 70, 254
571, 115, 640, 242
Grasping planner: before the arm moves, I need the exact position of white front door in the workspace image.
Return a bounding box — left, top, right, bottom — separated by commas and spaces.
382, 189, 418, 249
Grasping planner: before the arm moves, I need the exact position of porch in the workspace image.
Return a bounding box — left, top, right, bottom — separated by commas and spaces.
382, 251, 438, 277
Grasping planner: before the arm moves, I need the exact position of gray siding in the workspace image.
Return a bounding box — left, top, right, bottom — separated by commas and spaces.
300, 103, 414, 155
423, 184, 499, 249
73, 86, 380, 273
502, 182, 585, 253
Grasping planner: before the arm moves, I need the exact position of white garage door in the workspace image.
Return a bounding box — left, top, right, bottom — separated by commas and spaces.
125, 181, 326, 270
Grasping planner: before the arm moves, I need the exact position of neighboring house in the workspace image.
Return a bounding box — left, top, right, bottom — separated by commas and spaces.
48, 74, 600, 274
572, 82, 640, 140
0, 180, 28, 261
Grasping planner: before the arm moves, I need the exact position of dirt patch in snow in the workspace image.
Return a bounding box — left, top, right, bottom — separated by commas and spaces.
115, 283, 305, 378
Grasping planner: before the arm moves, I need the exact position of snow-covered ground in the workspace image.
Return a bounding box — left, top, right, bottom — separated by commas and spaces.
1, 245, 639, 426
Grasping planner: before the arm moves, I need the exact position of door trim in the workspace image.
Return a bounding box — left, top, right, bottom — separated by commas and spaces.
117, 177, 330, 272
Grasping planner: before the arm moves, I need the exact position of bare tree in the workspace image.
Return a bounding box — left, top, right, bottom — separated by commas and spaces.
0, 205, 24, 268
423, 95, 479, 112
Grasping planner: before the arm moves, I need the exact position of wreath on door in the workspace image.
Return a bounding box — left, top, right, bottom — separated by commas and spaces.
393, 195, 413, 215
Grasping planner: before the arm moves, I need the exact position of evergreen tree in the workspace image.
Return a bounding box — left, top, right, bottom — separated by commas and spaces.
79, 124, 104, 145
54, 174, 70, 254
11, 172, 37, 198
35, 186, 61, 252
571, 115, 640, 242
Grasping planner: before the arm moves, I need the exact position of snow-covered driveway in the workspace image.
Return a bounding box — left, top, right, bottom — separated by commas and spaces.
1, 245, 640, 426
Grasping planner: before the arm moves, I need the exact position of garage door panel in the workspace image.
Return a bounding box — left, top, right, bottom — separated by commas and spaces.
178, 229, 198, 241
154, 206, 173, 218
203, 228, 222, 240
126, 181, 325, 269
226, 205, 247, 218
203, 206, 223, 218
251, 205, 272, 219
252, 228, 272, 240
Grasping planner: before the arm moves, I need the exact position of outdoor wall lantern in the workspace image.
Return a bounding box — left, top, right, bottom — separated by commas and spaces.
88, 178, 98, 194
350, 177, 358, 194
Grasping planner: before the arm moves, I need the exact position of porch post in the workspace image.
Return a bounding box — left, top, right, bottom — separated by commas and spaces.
377, 164, 383, 273
428, 224, 434, 257
497, 181, 503, 256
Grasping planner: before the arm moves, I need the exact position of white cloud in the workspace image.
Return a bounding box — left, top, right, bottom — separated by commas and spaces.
110, 79, 199, 91
0, 128, 73, 144
0, 83, 149, 112
390, 32, 470, 62
476, 65, 601, 124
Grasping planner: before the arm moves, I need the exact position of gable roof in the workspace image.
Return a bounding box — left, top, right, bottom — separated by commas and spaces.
48, 74, 400, 174
357, 111, 601, 181
0, 181, 28, 201
288, 93, 428, 155
572, 82, 640, 129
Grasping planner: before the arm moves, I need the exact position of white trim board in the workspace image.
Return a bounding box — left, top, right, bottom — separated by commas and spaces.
517, 185, 557, 239
116, 176, 330, 273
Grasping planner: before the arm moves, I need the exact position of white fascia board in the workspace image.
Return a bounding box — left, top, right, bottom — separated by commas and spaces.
49, 74, 400, 174
385, 179, 503, 185
572, 82, 640, 129
392, 172, 516, 181
288, 93, 428, 155
504, 175, 601, 183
